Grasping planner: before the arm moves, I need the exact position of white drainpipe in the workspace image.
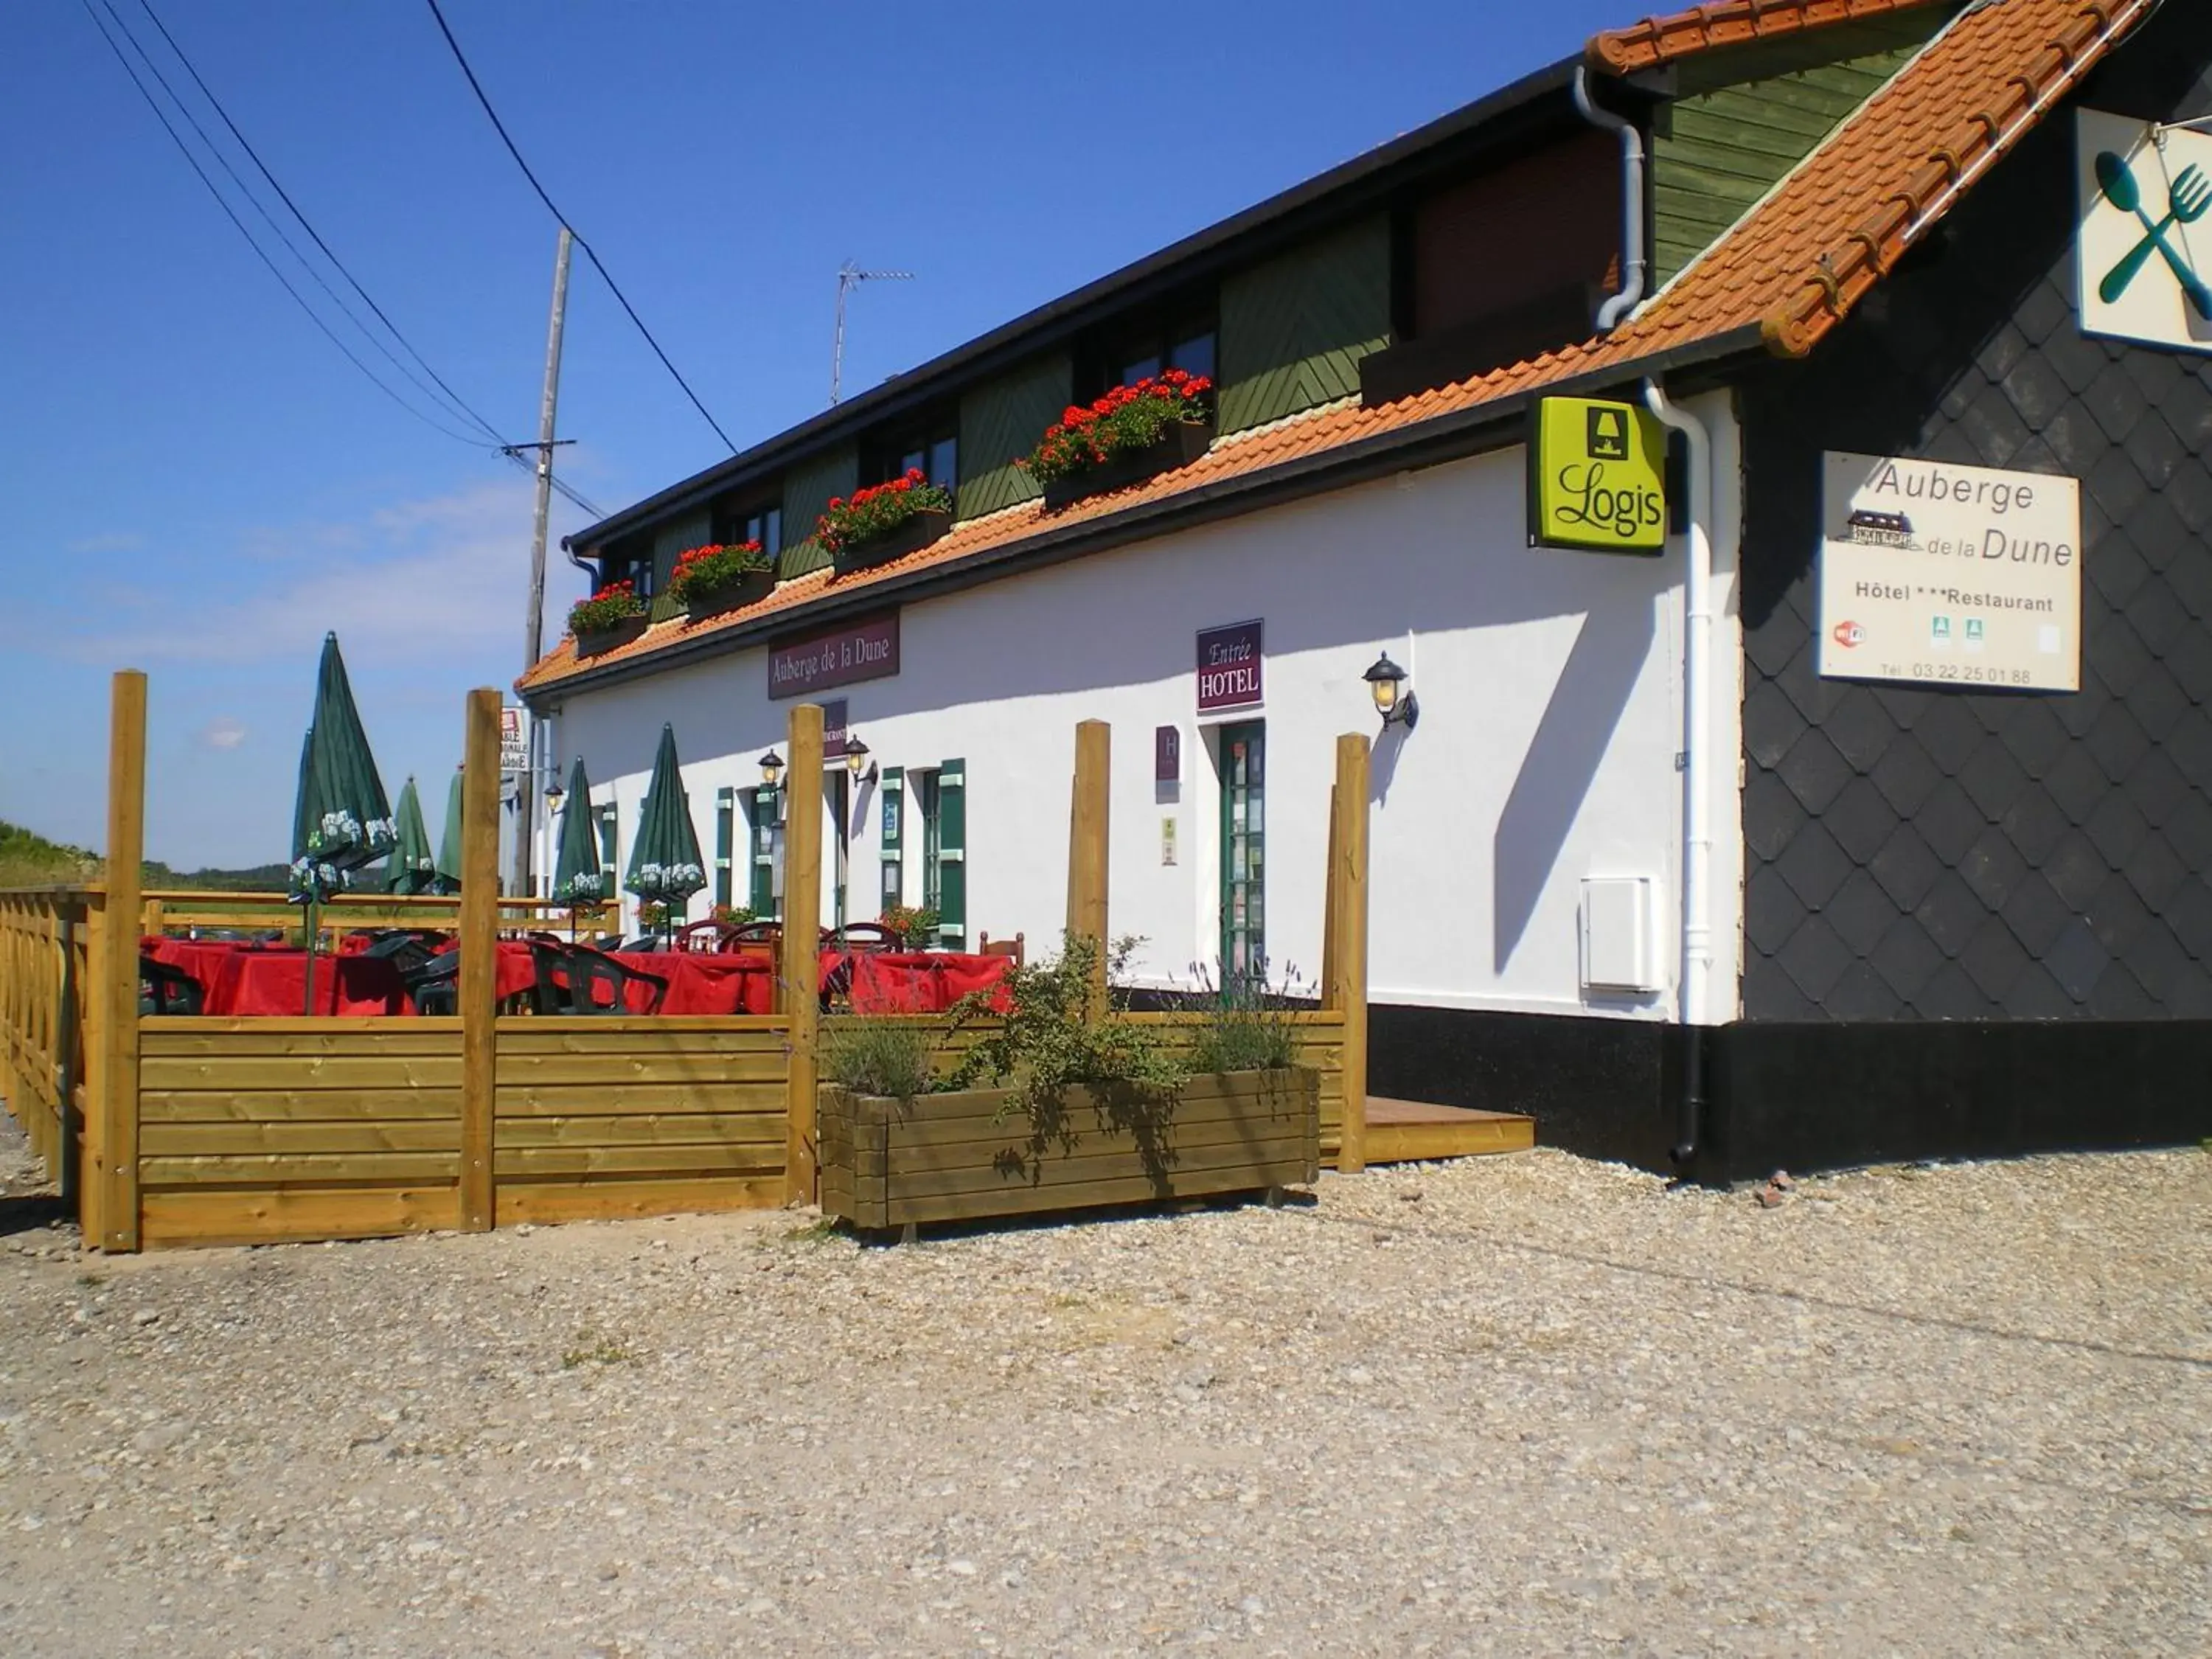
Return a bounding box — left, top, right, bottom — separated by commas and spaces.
1643, 380, 1714, 1165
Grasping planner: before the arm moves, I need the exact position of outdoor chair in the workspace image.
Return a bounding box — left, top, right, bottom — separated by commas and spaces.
835, 922, 900, 955
400, 953, 460, 1016
979, 931, 1026, 967
565, 944, 669, 1015
675, 919, 745, 953
361, 929, 448, 975
139, 956, 204, 1017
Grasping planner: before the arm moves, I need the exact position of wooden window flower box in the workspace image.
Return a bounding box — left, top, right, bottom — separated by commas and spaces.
1022, 371, 1215, 512
669, 540, 776, 623
817, 470, 956, 578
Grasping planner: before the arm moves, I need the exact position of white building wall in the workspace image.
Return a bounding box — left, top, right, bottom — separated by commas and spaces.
541, 396, 1745, 1023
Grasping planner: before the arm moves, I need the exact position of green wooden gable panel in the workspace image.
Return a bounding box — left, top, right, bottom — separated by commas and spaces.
777, 444, 860, 580
648, 509, 711, 622
1652, 7, 1961, 287
1217, 216, 1392, 435
957, 353, 1074, 519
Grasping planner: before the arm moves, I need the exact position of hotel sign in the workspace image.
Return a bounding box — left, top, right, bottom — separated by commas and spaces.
1817, 452, 2081, 692
1196, 620, 1263, 712
1527, 396, 1669, 554
2076, 108, 2212, 355
768, 611, 900, 699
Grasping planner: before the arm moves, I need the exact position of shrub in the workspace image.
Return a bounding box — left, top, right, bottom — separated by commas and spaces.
815, 469, 954, 557
1186, 959, 1310, 1074
667, 540, 772, 603
1018, 370, 1213, 485
947, 933, 1185, 1144
821, 1016, 941, 1101
568, 581, 645, 634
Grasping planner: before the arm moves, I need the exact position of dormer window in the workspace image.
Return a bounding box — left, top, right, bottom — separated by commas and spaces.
883, 423, 958, 491
714, 499, 785, 559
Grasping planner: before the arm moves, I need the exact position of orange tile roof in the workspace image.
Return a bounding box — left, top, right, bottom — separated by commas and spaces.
519, 0, 2159, 698
1589, 0, 1952, 75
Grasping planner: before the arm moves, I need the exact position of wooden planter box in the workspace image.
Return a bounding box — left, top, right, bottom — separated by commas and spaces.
820, 1067, 1318, 1233
574, 614, 649, 657
681, 568, 775, 624
831, 507, 952, 578
1040, 420, 1213, 512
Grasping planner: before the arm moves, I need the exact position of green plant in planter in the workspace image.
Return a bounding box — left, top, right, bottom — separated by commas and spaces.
1185, 959, 1310, 1074
815, 469, 954, 557
567, 581, 645, 635
667, 540, 772, 603
877, 902, 939, 949
1018, 370, 1213, 485
947, 933, 1186, 1158
821, 1015, 946, 1102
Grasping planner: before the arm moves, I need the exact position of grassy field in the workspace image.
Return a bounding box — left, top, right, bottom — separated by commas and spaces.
0, 819, 288, 893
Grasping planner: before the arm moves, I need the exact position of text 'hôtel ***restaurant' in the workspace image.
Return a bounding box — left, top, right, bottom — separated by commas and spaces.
518, 0, 2212, 1179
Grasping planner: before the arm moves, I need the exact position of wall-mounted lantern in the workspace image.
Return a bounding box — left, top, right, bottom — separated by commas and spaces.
543, 776, 566, 815
844, 734, 877, 783
1364, 653, 1419, 731
757, 748, 786, 789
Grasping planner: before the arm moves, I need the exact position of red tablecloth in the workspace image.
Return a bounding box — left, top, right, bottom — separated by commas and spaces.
201, 949, 407, 1017
603, 952, 772, 1015
144, 938, 246, 990
848, 952, 1010, 1015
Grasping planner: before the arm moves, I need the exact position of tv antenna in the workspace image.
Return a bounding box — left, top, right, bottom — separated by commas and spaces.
830, 262, 914, 405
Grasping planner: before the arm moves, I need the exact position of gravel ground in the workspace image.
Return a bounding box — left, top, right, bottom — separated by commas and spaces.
0, 1116, 2205, 1658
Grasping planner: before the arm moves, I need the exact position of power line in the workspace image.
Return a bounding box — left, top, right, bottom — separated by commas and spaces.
422, 0, 740, 455
96, 0, 499, 446
77, 0, 494, 448
129, 0, 514, 449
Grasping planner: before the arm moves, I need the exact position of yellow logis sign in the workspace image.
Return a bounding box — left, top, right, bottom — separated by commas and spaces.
1526, 396, 1669, 554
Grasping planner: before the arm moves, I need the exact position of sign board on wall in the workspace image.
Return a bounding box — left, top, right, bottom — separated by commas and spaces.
768, 612, 900, 699
1817, 452, 2081, 692
2077, 108, 2212, 355
821, 699, 849, 758
1155, 726, 1181, 783
1526, 397, 1668, 554
1196, 621, 1263, 713
499, 706, 529, 776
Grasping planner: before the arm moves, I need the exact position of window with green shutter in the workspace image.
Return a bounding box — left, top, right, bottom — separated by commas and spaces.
748, 787, 778, 919
879, 766, 904, 911
936, 759, 965, 948
714, 787, 736, 910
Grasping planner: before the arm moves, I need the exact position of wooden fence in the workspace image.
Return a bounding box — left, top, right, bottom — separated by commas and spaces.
0, 675, 1373, 1252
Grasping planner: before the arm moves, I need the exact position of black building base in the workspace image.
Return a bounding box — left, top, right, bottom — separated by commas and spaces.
1371, 1004, 2212, 1184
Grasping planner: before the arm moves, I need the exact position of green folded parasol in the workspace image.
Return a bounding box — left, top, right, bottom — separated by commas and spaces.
625, 724, 706, 940
386, 777, 437, 896
288, 633, 394, 1010
433, 768, 465, 896
550, 758, 604, 905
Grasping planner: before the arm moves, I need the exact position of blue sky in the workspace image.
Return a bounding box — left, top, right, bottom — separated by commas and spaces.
1, 0, 1632, 867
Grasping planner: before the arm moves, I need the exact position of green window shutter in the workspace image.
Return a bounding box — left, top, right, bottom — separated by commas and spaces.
879, 766, 903, 909
649, 509, 711, 623
1217, 217, 1392, 435
956, 354, 1074, 520
936, 759, 965, 948
777, 444, 861, 580
597, 802, 619, 889
714, 787, 735, 909
748, 787, 777, 918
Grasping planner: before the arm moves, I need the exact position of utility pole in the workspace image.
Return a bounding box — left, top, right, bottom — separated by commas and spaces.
514, 223, 574, 902
830, 262, 913, 405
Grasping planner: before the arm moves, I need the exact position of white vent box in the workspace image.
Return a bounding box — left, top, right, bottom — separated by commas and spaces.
1581, 876, 1660, 995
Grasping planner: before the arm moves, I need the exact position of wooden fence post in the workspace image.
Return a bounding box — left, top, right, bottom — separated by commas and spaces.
1065, 720, 1111, 1006
1319, 782, 1341, 1011
1332, 734, 1370, 1175
457, 687, 501, 1233
782, 703, 824, 1206
96, 672, 147, 1251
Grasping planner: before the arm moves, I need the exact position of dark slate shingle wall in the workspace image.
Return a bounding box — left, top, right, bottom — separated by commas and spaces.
1736, 22, 2212, 1023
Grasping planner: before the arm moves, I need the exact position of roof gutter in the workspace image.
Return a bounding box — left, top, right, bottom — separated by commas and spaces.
523, 321, 1767, 706
1573, 66, 1648, 333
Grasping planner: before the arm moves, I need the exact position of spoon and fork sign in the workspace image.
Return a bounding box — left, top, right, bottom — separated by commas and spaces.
2095, 150, 2212, 319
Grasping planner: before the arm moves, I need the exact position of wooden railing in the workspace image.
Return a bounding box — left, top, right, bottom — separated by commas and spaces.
0, 886, 99, 1206
0, 674, 1376, 1253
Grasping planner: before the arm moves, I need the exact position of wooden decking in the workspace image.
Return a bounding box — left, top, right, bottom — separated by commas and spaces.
1363, 1097, 1534, 1164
